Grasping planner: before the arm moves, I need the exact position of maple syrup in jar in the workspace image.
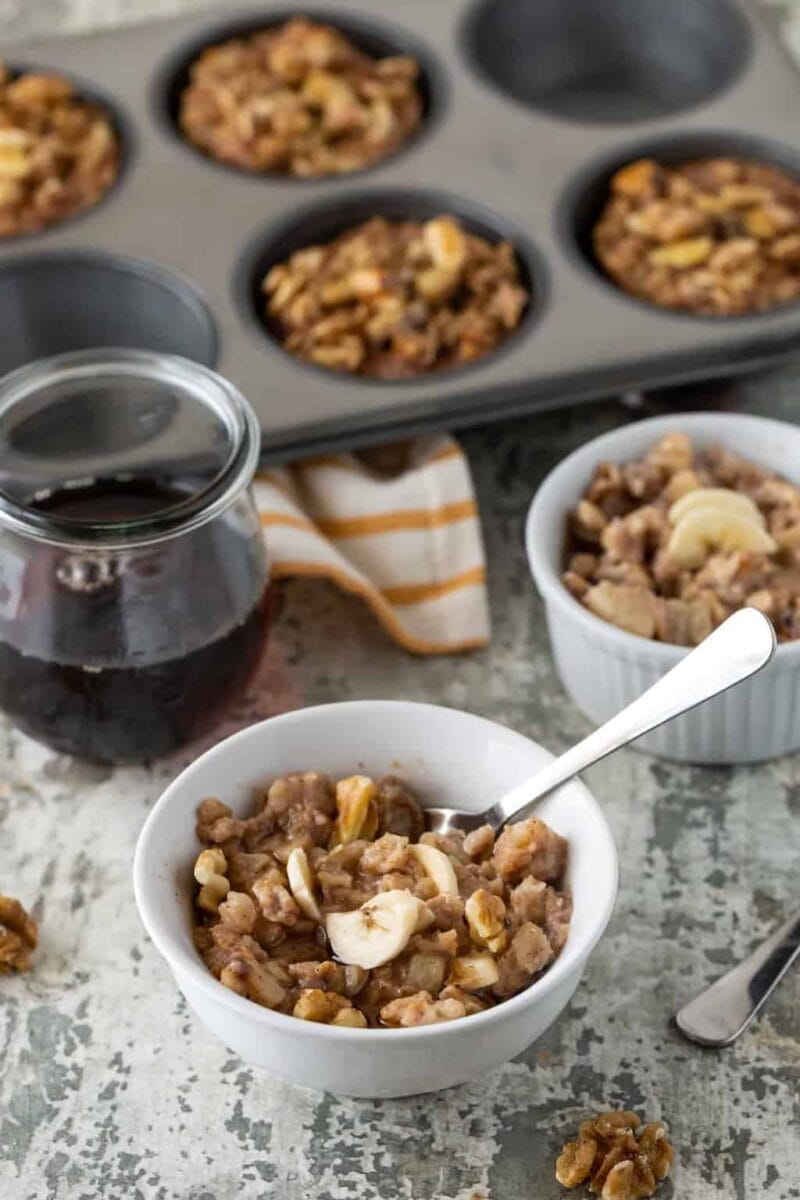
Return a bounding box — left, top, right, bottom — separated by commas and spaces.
0, 350, 269, 763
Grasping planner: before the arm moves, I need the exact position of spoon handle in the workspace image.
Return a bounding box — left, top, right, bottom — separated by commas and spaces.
675, 910, 800, 1047
489, 607, 775, 828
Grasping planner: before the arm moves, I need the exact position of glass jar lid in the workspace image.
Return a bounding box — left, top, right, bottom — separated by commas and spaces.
0, 349, 261, 548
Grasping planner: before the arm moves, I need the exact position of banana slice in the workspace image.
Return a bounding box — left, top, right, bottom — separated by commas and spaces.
667, 508, 777, 569
448, 952, 499, 992
286, 847, 321, 923
409, 843, 459, 896
326, 890, 421, 969
331, 775, 378, 846
668, 487, 764, 528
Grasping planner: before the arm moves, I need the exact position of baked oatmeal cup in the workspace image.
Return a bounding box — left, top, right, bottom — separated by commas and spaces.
177, 17, 424, 178
261, 214, 529, 377
192, 771, 571, 1027
593, 157, 800, 316
0, 63, 120, 237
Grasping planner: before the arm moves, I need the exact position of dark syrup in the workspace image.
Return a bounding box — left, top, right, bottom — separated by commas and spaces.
0, 479, 269, 763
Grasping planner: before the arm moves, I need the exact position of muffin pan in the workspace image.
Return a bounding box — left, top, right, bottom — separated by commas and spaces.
4, 0, 800, 459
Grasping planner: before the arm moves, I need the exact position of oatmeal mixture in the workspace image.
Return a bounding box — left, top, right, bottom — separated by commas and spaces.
0, 894, 38, 973
177, 17, 423, 178
556, 1110, 674, 1200
593, 157, 800, 316
262, 215, 528, 377
0, 64, 120, 237
192, 772, 571, 1027
563, 432, 800, 645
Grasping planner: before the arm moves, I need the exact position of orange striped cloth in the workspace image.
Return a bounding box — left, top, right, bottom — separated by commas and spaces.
255, 434, 490, 654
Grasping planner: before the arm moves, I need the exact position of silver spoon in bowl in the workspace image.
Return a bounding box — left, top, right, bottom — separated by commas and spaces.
425, 607, 776, 835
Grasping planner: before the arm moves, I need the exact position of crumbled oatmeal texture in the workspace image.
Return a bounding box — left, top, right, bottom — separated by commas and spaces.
556, 1111, 674, 1199
564, 432, 800, 645
0, 63, 119, 237
594, 157, 800, 315
0, 895, 38, 973
263, 214, 528, 377
178, 17, 423, 177
192, 774, 570, 1027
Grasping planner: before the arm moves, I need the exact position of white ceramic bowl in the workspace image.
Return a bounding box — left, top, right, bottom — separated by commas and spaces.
133, 701, 617, 1098
526, 412, 800, 764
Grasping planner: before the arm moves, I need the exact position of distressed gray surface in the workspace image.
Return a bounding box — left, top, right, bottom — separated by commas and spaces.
1, 2, 800, 1198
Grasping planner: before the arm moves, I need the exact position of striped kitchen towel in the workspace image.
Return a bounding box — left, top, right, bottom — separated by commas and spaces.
254, 434, 490, 654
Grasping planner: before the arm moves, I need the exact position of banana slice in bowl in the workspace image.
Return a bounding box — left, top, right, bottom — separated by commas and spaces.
666, 506, 777, 568
668, 486, 765, 528
326, 889, 425, 970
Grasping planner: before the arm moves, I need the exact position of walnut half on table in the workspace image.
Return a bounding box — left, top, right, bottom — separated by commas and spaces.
0, 894, 38, 973
556, 1111, 674, 1200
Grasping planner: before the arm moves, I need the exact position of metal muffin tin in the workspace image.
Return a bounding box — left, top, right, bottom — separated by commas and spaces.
4, 0, 800, 459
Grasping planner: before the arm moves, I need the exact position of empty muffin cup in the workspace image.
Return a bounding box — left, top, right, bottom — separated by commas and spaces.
462, 0, 751, 123
0, 251, 217, 376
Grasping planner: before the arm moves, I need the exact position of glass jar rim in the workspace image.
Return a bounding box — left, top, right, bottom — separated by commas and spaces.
0, 349, 261, 549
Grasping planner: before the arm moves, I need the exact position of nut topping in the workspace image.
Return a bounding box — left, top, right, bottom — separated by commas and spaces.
0, 895, 38, 973
0, 63, 119, 237
262, 214, 528, 378
594, 157, 800, 315
178, 17, 423, 177
556, 1111, 674, 1199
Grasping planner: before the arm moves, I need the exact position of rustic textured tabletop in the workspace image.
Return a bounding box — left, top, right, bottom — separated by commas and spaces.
1, 2, 799, 1198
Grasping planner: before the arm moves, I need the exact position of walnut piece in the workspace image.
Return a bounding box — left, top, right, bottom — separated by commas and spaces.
263, 214, 528, 378
178, 17, 422, 178
0, 63, 119, 237
0, 895, 38, 973
556, 1111, 674, 1199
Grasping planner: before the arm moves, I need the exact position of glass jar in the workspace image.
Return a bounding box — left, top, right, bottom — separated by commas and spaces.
0, 349, 269, 764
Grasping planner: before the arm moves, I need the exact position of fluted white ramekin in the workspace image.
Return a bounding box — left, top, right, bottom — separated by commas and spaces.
526, 412, 800, 764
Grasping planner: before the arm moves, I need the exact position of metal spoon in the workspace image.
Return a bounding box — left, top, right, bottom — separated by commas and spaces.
426, 607, 776, 835
675, 909, 800, 1046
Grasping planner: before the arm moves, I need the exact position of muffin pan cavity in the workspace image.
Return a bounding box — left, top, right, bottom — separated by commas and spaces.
462, 0, 752, 124
157, 9, 440, 179
564, 130, 800, 316
240, 188, 541, 381
3, 0, 800, 457
0, 253, 217, 376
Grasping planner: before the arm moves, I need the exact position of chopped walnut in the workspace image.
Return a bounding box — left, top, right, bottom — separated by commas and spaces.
0, 895, 38, 973
251, 876, 300, 927
0, 63, 119, 237
379, 989, 467, 1026
178, 17, 422, 178
564, 433, 800, 644
493, 817, 567, 884
493, 922, 553, 997
263, 214, 528, 378
594, 157, 800, 315
556, 1111, 674, 1199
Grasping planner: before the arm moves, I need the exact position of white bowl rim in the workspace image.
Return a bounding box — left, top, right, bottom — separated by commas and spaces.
133, 700, 618, 1044
526, 410, 800, 664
